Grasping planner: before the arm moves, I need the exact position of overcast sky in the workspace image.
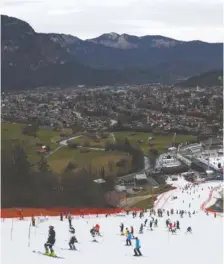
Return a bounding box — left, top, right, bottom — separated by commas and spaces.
0, 0, 223, 42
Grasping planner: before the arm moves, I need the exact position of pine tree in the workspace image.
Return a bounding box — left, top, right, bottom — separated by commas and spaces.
12, 144, 30, 184
37, 156, 50, 173
101, 167, 105, 180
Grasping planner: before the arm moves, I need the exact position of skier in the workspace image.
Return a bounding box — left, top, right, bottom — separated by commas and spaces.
18, 209, 24, 220
133, 237, 142, 256
176, 220, 180, 229
90, 227, 96, 238
130, 226, 134, 235
120, 223, 124, 234
125, 228, 129, 235
166, 219, 170, 228
186, 226, 192, 234
44, 226, 56, 257
126, 231, 132, 246
90, 227, 98, 242
154, 219, 158, 227
60, 212, 63, 221
68, 212, 72, 227
139, 223, 143, 234
68, 226, 77, 250
169, 222, 173, 232
149, 221, 153, 231
31, 216, 35, 227
144, 219, 148, 227
95, 224, 100, 236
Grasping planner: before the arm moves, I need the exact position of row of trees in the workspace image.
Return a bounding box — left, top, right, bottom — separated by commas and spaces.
1, 142, 107, 208
2, 138, 144, 208
105, 138, 144, 173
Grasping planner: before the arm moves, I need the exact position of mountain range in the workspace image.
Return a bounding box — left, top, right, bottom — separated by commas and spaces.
1, 15, 223, 91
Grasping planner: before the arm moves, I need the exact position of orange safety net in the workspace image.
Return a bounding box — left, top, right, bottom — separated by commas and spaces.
0, 207, 142, 218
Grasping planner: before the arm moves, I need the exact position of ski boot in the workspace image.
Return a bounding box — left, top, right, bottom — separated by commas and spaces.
44, 250, 50, 256
50, 251, 56, 257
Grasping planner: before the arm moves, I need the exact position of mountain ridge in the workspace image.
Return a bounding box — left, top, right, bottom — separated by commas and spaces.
1, 15, 223, 91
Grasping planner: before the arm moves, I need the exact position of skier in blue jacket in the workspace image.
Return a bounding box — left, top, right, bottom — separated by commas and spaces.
126, 231, 132, 246
134, 237, 142, 256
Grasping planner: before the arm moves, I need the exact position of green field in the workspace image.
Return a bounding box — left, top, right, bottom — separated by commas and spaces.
72, 134, 114, 148
114, 132, 197, 153
1, 122, 72, 163
2, 122, 197, 175
48, 147, 132, 175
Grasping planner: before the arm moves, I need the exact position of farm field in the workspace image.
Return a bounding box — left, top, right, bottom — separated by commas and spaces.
48, 147, 132, 175
114, 131, 197, 153
71, 134, 114, 148
2, 122, 197, 174
1, 122, 72, 163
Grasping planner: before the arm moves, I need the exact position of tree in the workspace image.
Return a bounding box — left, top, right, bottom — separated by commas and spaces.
71, 122, 82, 134
116, 119, 123, 128
12, 144, 31, 184
100, 167, 105, 180
104, 140, 111, 150
108, 160, 114, 172
123, 137, 131, 152
37, 156, 50, 173
83, 140, 90, 147
67, 140, 78, 148
149, 148, 159, 168
150, 148, 159, 156
64, 161, 76, 172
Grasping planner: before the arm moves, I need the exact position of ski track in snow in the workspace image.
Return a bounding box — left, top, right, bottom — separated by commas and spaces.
1, 177, 223, 264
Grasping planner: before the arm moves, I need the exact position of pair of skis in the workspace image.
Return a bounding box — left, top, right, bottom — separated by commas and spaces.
33, 248, 78, 259
33, 250, 64, 259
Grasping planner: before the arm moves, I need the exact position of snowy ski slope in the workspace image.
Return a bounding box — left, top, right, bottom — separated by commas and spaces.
1, 177, 223, 264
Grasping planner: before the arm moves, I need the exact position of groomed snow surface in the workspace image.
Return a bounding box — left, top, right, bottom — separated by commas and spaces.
1, 177, 223, 264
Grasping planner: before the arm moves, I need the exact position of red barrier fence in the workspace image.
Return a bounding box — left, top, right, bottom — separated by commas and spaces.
1, 186, 177, 218
0, 207, 142, 218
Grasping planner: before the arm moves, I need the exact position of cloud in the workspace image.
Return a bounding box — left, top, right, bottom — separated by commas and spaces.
2, 0, 43, 6
48, 9, 82, 15
0, 0, 223, 42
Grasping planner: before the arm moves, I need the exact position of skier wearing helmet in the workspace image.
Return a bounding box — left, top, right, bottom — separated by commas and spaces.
44, 226, 56, 256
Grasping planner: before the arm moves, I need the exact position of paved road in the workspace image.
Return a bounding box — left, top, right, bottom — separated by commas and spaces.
59, 135, 82, 146
45, 135, 82, 158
